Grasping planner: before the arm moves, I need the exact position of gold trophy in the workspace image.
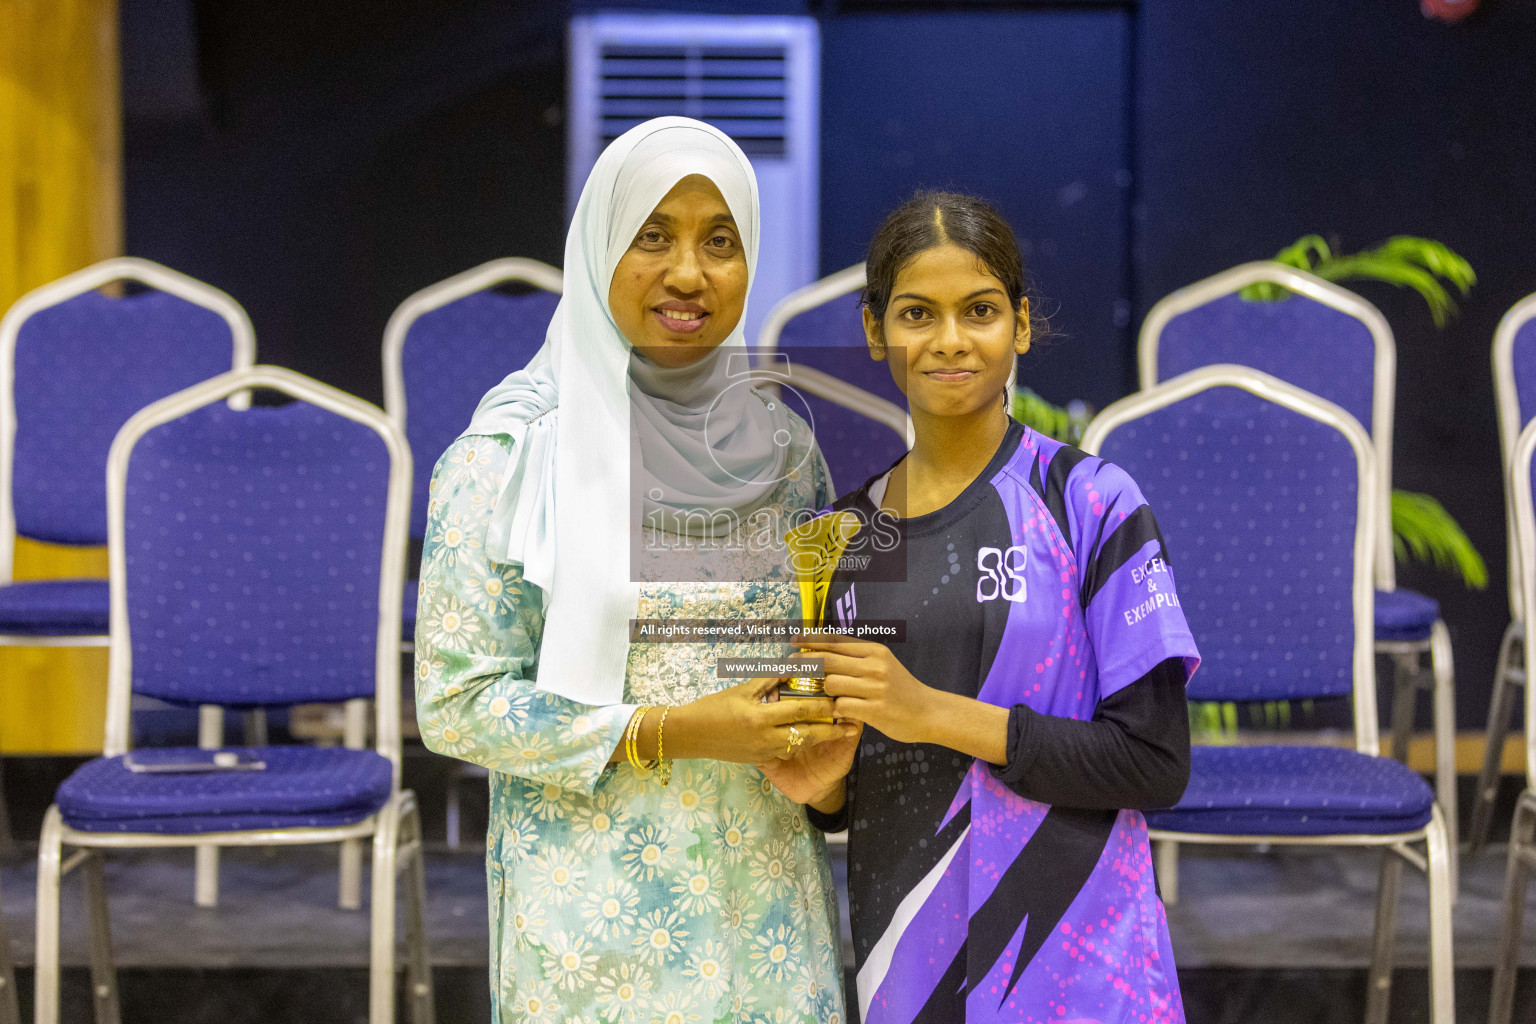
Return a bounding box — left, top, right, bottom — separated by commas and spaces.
780, 510, 863, 702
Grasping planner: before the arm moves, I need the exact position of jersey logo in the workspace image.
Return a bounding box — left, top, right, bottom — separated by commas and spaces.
976, 545, 1028, 603
834, 585, 857, 627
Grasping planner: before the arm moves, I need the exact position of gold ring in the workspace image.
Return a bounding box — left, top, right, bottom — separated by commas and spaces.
786, 725, 804, 755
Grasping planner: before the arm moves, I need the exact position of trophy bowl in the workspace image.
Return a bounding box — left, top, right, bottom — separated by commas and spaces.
778, 676, 826, 697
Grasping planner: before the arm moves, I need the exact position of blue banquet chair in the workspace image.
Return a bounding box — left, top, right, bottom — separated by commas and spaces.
756, 264, 912, 497
0, 258, 255, 646
0, 257, 256, 905
32, 366, 432, 1024
1490, 410, 1536, 1024
1140, 262, 1459, 892
1473, 290, 1536, 853
1083, 365, 1455, 1024
381, 258, 560, 848
381, 257, 562, 652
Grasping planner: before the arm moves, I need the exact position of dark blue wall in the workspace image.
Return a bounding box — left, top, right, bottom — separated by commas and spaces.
127, 0, 1133, 406
1137, 0, 1536, 727
124, 0, 569, 392
120, 0, 1536, 730
820, 10, 1131, 409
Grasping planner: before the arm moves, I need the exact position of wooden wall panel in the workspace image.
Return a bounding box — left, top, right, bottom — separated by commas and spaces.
0, 0, 120, 753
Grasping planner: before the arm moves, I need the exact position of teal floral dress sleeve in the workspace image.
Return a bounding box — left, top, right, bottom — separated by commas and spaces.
811, 446, 835, 510
414, 434, 633, 794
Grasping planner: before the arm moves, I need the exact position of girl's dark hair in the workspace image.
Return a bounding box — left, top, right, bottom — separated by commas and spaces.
862, 190, 1044, 337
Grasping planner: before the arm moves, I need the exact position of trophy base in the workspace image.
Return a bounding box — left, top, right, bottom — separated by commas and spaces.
776, 680, 834, 723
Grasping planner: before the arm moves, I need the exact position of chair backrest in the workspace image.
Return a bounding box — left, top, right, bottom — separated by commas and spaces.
104, 366, 411, 778
1139, 261, 1396, 588
1508, 415, 1536, 787
756, 264, 911, 497
1492, 292, 1536, 617
382, 258, 562, 539
0, 257, 255, 578
1083, 365, 1379, 755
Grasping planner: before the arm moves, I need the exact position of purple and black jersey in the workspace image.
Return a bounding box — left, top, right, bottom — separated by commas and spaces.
813, 419, 1199, 1024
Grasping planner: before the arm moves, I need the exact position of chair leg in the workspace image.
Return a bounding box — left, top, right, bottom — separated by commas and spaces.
1428, 621, 1459, 895
1155, 839, 1179, 905
195, 705, 222, 907
371, 796, 403, 1024
340, 839, 364, 910
1364, 847, 1403, 1024
1490, 794, 1535, 1024
402, 794, 436, 1024
1423, 805, 1455, 1024
242, 709, 268, 747
0, 872, 21, 1024
342, 699, 369, 910
82, 853, 121, 1024
194, 846, 220, 908
444, 768, 462, 852
1471, 622, 1522, 855
1388, 653, 1418, 764
34, 806, 65, 1024
0, 749, 17, 864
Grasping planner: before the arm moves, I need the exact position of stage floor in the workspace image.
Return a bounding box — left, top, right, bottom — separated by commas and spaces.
0, 839, 1532, 1021
0, 840, 1532, 969
0, 750, 1533, 1020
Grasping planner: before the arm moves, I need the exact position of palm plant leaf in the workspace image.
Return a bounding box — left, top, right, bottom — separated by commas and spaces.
1392, 489, 1488, 589
1275, 233, 1333, 269
1239, 234, 1331, 302
1313, 254, 1456, 324
1010, 387, 1092, 444
1373, 236, 1476, 296
1239, 234, 1476, 327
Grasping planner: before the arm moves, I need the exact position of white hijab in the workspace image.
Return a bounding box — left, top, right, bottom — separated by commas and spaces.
460, 117, 786, 706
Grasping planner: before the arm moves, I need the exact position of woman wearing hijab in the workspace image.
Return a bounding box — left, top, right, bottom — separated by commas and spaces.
415, 118, 853, 1023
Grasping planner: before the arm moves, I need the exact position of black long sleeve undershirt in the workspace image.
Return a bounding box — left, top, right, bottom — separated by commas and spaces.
806, 657, 1190, 833
991, 656, 1190, 810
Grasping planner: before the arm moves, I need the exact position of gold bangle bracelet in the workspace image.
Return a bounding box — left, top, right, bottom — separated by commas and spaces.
626, 705, 659, 772
655, 705, 671, 787
625, 705, 649, 772
631, 707, 647, 771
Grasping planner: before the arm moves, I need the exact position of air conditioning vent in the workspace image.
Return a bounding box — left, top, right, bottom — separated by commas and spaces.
598, 45, 789, 156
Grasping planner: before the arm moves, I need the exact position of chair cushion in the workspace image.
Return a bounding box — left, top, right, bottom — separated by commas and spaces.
0, 579, 109, 636
1146, 745, 1435, 837
58, 746, 392, 834
1374, 588, 1440, 643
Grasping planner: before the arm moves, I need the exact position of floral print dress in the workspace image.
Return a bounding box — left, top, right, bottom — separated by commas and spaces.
415, 411, 846, 1024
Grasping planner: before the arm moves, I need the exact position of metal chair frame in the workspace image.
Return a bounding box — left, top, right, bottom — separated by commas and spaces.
755, 263, 918, 448
0, 257, 258, 597
0, 257, 258, 903
1472, 292, 1536, 855
381, 257, 563, 444
1489, 411, 1536, 1023
32, 366, 433, 1024
1083, 365, 1456, 1024
1140, 263, 1459, 895
382, 257, 561, 660
382, 258, 561, 847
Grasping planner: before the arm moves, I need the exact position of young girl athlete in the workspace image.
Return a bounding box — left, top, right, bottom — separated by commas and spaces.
763, 192, 1200, 1024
